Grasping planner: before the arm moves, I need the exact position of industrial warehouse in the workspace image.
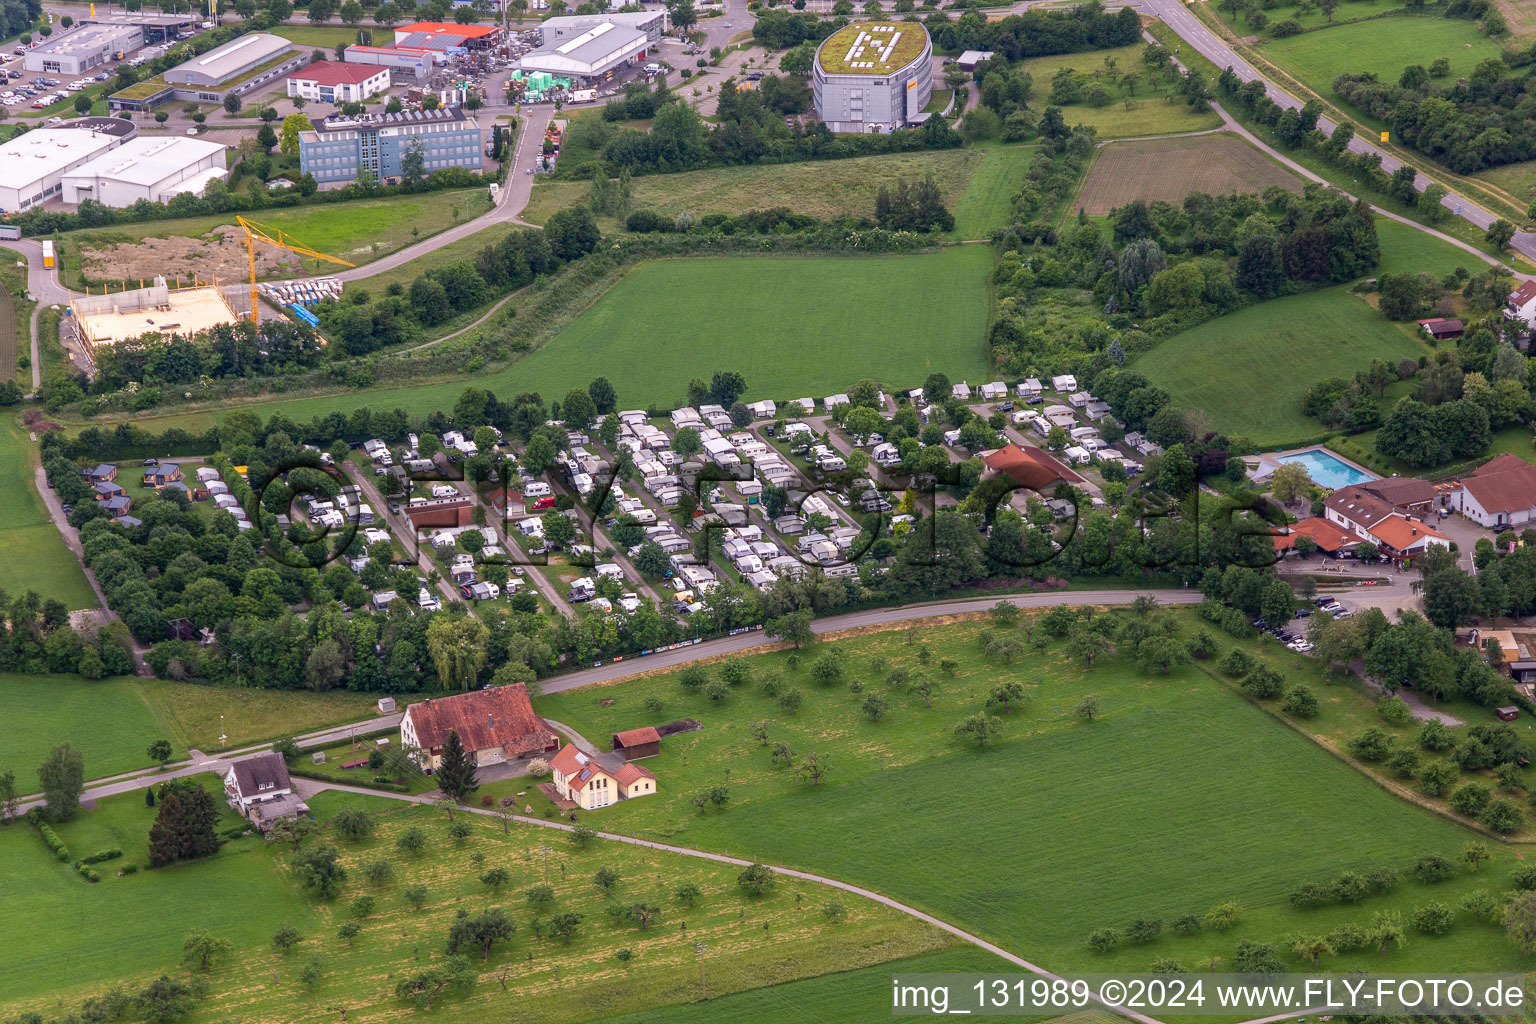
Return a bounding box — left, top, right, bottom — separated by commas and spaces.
518, 11, 669, 86
341, 21, 500, 81
110, 32, 304, 110
0, 118, 136, 212
813, 21, 933, 134
59, 136, 228, 207
25, 13, 195, 74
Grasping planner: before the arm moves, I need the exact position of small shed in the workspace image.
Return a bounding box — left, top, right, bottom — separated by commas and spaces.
611, 726, 661, 761
1497, 706, 1520, 722
377, 696, 397, 714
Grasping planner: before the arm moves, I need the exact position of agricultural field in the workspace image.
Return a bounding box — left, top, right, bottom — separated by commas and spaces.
59, 189, 494, 290
1074, 133, 1303, 215
1020, 44, 1225, 138
522, 148, 991, 230
1473, 157, 1536, 211
0, 420, 96, 610
101, 245, 994, 430
134, 677, 395, 752
532, 610, 1530, 978
1259, 15, 1502, 116
1135, 286, 1429, 446
1, 785, 951, 1022
596, 947, 1010, 1024
503, 247, 994, 408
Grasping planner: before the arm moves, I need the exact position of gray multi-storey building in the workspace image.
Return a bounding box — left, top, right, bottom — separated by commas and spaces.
812, 21, 932, 134
298, 107, 483, 188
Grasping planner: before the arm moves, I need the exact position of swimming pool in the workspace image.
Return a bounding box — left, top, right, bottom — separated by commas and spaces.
1275, 448, 1376, 490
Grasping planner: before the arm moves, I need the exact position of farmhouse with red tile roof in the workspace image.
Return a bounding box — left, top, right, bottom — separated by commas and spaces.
400, 684, 558, 773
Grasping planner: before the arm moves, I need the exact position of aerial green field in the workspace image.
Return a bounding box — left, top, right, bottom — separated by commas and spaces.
2, 788, 949, 1022
503, 248, 993, 407
532, 611, 1521, 976
134, 677, 395, 752
101, 245, 994, 430
0, 420, 96, 609
1259, 15, 1502, 115
1021, 44, 1225, 138
3, 673, 170, 792
1135, 286, 1429, 446
6, 670, 403, 793
1213, 0, 1407, 33
2, 776, 323, 1007
1374, 216, 1483, 277
952, 144, 1039, 239
523, 148, 991, 230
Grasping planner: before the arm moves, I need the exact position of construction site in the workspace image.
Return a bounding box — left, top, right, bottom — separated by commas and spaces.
69, 276, 248, 358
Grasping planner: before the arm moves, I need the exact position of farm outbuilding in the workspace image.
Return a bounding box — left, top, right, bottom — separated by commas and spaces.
611, 726, 661, 760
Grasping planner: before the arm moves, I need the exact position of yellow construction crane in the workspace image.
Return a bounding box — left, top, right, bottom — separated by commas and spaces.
235, 215, 356, 326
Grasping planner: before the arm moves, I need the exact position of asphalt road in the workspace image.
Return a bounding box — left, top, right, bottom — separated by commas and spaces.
15, 585, 1199, 809
1139, 0, 1536, 262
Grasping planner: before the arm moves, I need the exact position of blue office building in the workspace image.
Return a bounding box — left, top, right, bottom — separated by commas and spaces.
297, 107, 483, 188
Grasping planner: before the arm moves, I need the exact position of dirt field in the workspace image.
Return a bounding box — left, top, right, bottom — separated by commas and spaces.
1075, 133, 1304, 215
77, 224, 300, 288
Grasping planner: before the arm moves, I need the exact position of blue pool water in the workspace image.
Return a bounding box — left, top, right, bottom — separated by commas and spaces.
1275, 448, 1376, 490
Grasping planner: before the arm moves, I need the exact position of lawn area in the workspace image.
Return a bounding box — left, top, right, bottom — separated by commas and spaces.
2, 673, 170, 792
505, 247, 993, 407
60, 189, 495, 290
1259, 15, 1502, 118
1021, 44, 1224, 138
1134, 286, 1428, 446
1075, 133, 1302, 215
952, 144, 1037, 239
98, 246, 994, 430
1, 778, 321, 1008
1374, 216, 1483, 277
0, 419, 96, 609
531, 610, 1527, 979
2, 790, 951, 1023
4, 672, 402, 792
272, 23, 367, 48
522, 148, 990, 230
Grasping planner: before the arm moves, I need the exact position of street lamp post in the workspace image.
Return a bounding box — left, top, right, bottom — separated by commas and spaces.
219, 715, 226, 750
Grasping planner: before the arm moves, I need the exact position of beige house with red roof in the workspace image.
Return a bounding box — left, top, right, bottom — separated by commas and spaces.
550, 744, 656, 810
400, 684, 559, 773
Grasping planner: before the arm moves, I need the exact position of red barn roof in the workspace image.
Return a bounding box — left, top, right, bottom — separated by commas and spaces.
404, 684, 556, 757
289, 60, 387, 86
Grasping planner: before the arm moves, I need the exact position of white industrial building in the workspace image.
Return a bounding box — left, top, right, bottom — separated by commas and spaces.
520, 11, 668, 85
813, 21, 932, 134
0, 126, 127, 212
25, 22, 144, 75
60, 136, 228, 207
